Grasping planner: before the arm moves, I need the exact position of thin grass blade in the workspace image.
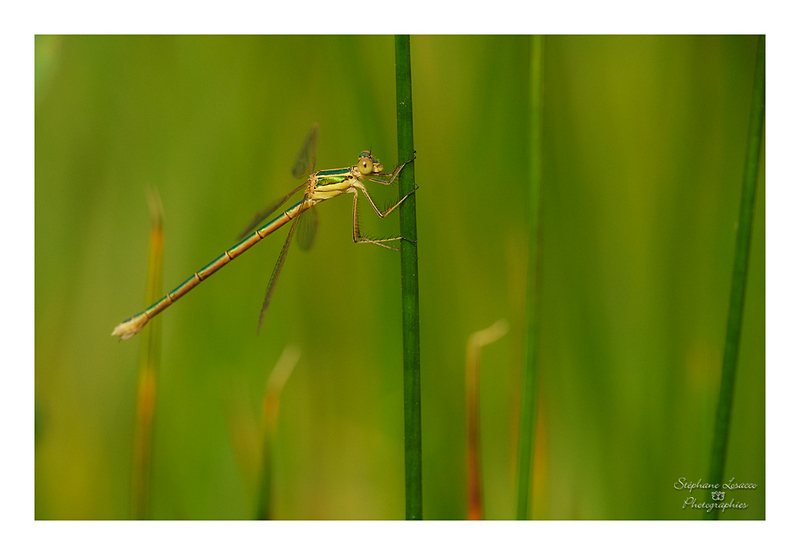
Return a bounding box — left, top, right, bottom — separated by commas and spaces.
516, 35, 545, 520
704, 35, 765, 519
466, 319, 508, 520
132, 186, 164, 519
257, 345, 301, 519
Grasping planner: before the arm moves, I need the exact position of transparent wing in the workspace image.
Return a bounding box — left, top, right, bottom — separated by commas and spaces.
240, 123, 319, 239
237, 181, 308, 240
291, 122, 319, 179
257, 199, 306, 333
296, 204, 319, 251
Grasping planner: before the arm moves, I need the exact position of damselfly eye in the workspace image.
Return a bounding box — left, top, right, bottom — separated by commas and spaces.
359, 157, 374, 174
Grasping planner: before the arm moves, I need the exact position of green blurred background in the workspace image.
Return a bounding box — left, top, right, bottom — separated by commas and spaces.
35, 35, 764, 519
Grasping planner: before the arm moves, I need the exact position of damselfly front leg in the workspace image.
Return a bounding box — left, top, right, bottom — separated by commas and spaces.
365, 154, 416, 186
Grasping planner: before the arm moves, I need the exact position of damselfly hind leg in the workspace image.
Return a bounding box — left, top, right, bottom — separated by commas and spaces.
350, 183, 419, 250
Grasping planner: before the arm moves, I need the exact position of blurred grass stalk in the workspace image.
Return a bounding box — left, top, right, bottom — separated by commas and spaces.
256, 345, 301, 520
466, 320, 509, 520
705, 35, 765, 519
394, 35, 422, 520
515, 35, 545, 520
131, 187, 164, 519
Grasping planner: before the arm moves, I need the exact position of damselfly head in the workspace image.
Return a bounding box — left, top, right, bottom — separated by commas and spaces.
357, 151, 383, 175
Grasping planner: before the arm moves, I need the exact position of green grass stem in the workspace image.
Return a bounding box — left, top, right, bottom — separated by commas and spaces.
515, 35, 545, 520
394, 35, 422, 520
704, 35, 765, 519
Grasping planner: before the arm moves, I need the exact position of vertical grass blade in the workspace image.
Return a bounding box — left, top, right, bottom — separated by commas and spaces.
466, 320, 509, 520
132, 187, 164, 519
394, 34, 422, 520
515, 35, 545, 520
704, 35, 765, 519
256, 345, 301, 520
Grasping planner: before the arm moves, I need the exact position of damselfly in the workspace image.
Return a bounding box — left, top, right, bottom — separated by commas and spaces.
112, 123, 416, 340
